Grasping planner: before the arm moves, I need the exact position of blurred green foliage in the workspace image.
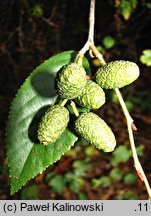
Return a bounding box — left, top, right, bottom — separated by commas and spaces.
43, 143, 143, 198
90, 145, 141, 190
32, 4, 44, 17
122, 190, 139, 199
110, 145, 131, 166
78, 192, 88, 200
102, 36, 116, 49
140, 50, 151, 67
131, 92, 151, 111
115, 190, 139, 199
125, 100, 134, 112
99, 176, 112, 188
115, 0, 138, 20
92, 176, 112, 188
84, 146, 99, 157
109, 168, 124, 182
48, 175, 66, 193
111, 145, 143, 166
72, 158, 92, 177
45, 158, 92, 195
69, 178, 84, 193
144, 3, 151, 9
21, 185, 39, 200
124, 172, 137, 184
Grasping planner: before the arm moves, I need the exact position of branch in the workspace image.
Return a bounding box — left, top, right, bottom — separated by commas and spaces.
70, 101, 79, 117
76, 0, 151, 198
76, 0, 96, 64
61, 99, 68, 106
88, 0, 95, 43
115, 88, 151, 199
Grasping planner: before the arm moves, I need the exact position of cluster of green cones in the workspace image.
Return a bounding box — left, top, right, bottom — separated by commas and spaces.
38, 60, 139, 152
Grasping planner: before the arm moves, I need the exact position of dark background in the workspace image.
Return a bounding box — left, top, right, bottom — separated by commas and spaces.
0, 0, 151, 200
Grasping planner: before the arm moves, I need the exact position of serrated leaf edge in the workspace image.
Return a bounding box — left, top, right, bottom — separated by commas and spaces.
9, 135, 78, 195
5, 51, 78, 195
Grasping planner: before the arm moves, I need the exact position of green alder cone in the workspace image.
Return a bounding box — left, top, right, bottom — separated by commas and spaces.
38, 105, 69, 145
96, 60, 140, 89
75, 112, 116, 152
57, 63, 87, 99
76, 80, 105, 109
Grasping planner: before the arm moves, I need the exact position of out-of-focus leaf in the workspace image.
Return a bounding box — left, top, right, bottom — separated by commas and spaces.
69, 178, 84, 193
48, 175, 66, 193
96, 46, 104, 53
124, 172, 137, 184
123, 190, 139, 200
21, 184, 39, 200
78, 192, 88, 200
136, 146, 144, 156
140, 50, 151, 67
125, 100, 134, 112
115, 190, 139, 200
73, 159, 92, 177
111, 145, 131, 165
85, 146, 99, 157
32, 4, 44, 17
99, 176, 112, 188
117, 0, 138, 20
102, 35, 116, 49
109, 168, 124, 182
145, 3, 151, 9
91, 178, 101, 188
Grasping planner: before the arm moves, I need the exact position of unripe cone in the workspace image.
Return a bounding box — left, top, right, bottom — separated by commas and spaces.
75, 112, 116, 152
76, 80, 105, 109
38, 105, 69, 145
96, 60, 140, 89
57, 63, 87, 99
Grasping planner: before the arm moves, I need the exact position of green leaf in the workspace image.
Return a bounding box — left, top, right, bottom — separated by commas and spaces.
122, 190, 138, 200
92, 176, 112, 188
78, 192, 88, 200
6, 51, 84, 195
64, 172, 75, 182
99, 176, 112, 188
136, 145, 144, 156
69, 178, 84, 193
109, 168, 124, 182
21, 184, 39, 200
102, 35, 116, 49
145, 3, 151, 9
115, 190, 139, 200
120, 1, 132, 20
48, 175, 66, 193
73, 159, 92, 177
91, 178, 101, 188
84, 146, 99, 157
129, 0, 137, 9
111, 145, 131, 165
32, 4, 44, 17
124, 172, 137, 184
140, 49, 151, 67
125, 100, 134, 112
96, 46, 104, 53
116, 0, 137, 20
82, 57, 91, 75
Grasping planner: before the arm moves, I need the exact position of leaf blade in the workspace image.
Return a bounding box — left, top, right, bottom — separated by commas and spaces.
6, 51, 81, 195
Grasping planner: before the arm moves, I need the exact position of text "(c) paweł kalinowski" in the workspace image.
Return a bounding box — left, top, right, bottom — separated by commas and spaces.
20, 202, 104, 212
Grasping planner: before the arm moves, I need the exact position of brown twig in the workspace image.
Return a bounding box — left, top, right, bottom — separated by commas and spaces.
76, 0, 151, 199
